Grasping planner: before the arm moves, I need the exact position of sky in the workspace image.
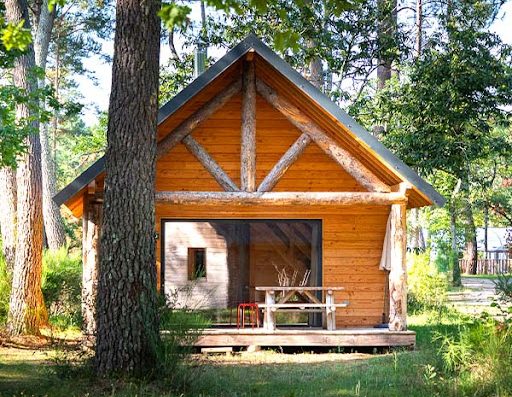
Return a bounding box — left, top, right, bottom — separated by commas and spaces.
76, 1, 512, 127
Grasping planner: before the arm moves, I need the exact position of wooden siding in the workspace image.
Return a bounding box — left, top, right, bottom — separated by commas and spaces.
156, 204, 389, 328
156, 93, 366, 193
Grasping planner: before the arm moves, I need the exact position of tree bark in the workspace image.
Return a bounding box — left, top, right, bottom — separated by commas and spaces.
33, 0, 66, 251
95, 0, 161, 375
463, 193, 478, 275
373, 0, 397, 138
0, 168, 17, 271
376, 0, 397, 91
6, 0, 47, 336
415, 0, 423, 57
449, 202, 462, 286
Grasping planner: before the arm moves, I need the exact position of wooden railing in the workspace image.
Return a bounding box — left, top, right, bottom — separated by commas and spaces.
459, 259, 512, 275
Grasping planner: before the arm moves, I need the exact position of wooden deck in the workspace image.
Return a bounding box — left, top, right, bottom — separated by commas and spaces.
194, 327, 416, 348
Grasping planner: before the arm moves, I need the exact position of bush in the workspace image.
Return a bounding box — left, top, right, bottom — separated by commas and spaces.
433, 275, 512, 395
157, 289, 209, 388
42, 247, 82, 329
0, 253, 11, 325
408, 252, 448, 313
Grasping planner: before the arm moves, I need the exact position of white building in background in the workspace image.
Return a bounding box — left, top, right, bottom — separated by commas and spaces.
476, 227, 510, 259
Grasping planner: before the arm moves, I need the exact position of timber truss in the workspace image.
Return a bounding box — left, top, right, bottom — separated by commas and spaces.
155, 58, 408, 206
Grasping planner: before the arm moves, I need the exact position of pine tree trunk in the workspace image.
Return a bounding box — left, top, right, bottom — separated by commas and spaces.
376, 0, 397, 90
34, 0, 66, 250
95, 0, 161, 375
6, 0, 47, 336
450, 203, 462, 286
464, 200, 478, 275
373, 0, 397, 138
415, 0, 423, 57
0, 168, 17, 271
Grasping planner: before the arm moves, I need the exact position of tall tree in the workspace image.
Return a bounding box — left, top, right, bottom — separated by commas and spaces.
5, 0, 46, 335
33, 0, 67, 250
356, 0, 512, 283
95, 0, 161, 374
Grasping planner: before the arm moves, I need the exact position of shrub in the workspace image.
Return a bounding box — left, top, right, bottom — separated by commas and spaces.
157, 289, 209, 387
42, 247, 82, 329
0, 253, 11, 325
408, 252, 448, 313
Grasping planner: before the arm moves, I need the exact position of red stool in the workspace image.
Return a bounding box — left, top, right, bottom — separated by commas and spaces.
237, 303, 259, 328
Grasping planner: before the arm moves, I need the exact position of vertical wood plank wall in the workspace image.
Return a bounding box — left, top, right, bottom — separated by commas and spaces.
153, 92, 389, 328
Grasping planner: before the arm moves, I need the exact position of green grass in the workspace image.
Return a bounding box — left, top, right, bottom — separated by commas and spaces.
0, 311, 480, 397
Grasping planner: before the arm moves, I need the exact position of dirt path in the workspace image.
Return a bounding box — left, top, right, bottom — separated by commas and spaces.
447, 277, 499, 316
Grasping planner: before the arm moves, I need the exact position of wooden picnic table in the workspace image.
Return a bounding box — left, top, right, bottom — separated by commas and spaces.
255, 286, 348, 331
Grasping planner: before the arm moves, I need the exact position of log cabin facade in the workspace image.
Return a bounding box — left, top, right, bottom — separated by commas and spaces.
55, 35, 444, 347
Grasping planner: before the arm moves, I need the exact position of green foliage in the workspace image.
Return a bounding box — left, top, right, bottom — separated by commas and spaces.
156, 290, 209, 386
42, 248, 82, 329
159, 3, 192, 31
408, 252, 449, 313
0, 252, 11, 325
1, 19, 32, 51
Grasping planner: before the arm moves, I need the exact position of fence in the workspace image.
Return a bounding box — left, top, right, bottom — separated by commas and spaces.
459, 258, 512, 275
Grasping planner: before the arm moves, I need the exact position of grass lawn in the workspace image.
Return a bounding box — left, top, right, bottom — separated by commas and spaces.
0, 311, 480, 397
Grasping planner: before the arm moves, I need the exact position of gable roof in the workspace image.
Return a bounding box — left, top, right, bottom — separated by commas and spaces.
55, 34, 445, 210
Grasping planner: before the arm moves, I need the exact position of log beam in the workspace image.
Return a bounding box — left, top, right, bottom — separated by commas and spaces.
182, 135, 239, 192
388, 202, 407, 331
241, 61, 256, 191
257, 133, 311, 192
156, 78, 242, 158
255, 79, 390, 193
82, 195, 102, 338
155, 191, 407, 206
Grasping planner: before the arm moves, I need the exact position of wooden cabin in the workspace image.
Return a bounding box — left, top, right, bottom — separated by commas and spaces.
55, 35, 444, 348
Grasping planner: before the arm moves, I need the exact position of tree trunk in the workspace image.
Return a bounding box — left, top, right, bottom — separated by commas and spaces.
373, 0, 397, 138
34, 0, 66, 251
449, 202, 462, 286
95, 0, 161, 375
464, 198, 478, 275
376, 0, 397, 91
6, 0, 47, 336
415, 0, 423, 57
0, 168, 17, 271
484, 203, 489, 259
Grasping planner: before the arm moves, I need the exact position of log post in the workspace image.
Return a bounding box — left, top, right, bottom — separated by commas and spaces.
241, 60, 256, 191
388, 202, 407, 331
82, 194, 102, 338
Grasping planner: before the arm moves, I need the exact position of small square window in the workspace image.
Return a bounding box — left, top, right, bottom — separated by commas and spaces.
188, 248, 206, 280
